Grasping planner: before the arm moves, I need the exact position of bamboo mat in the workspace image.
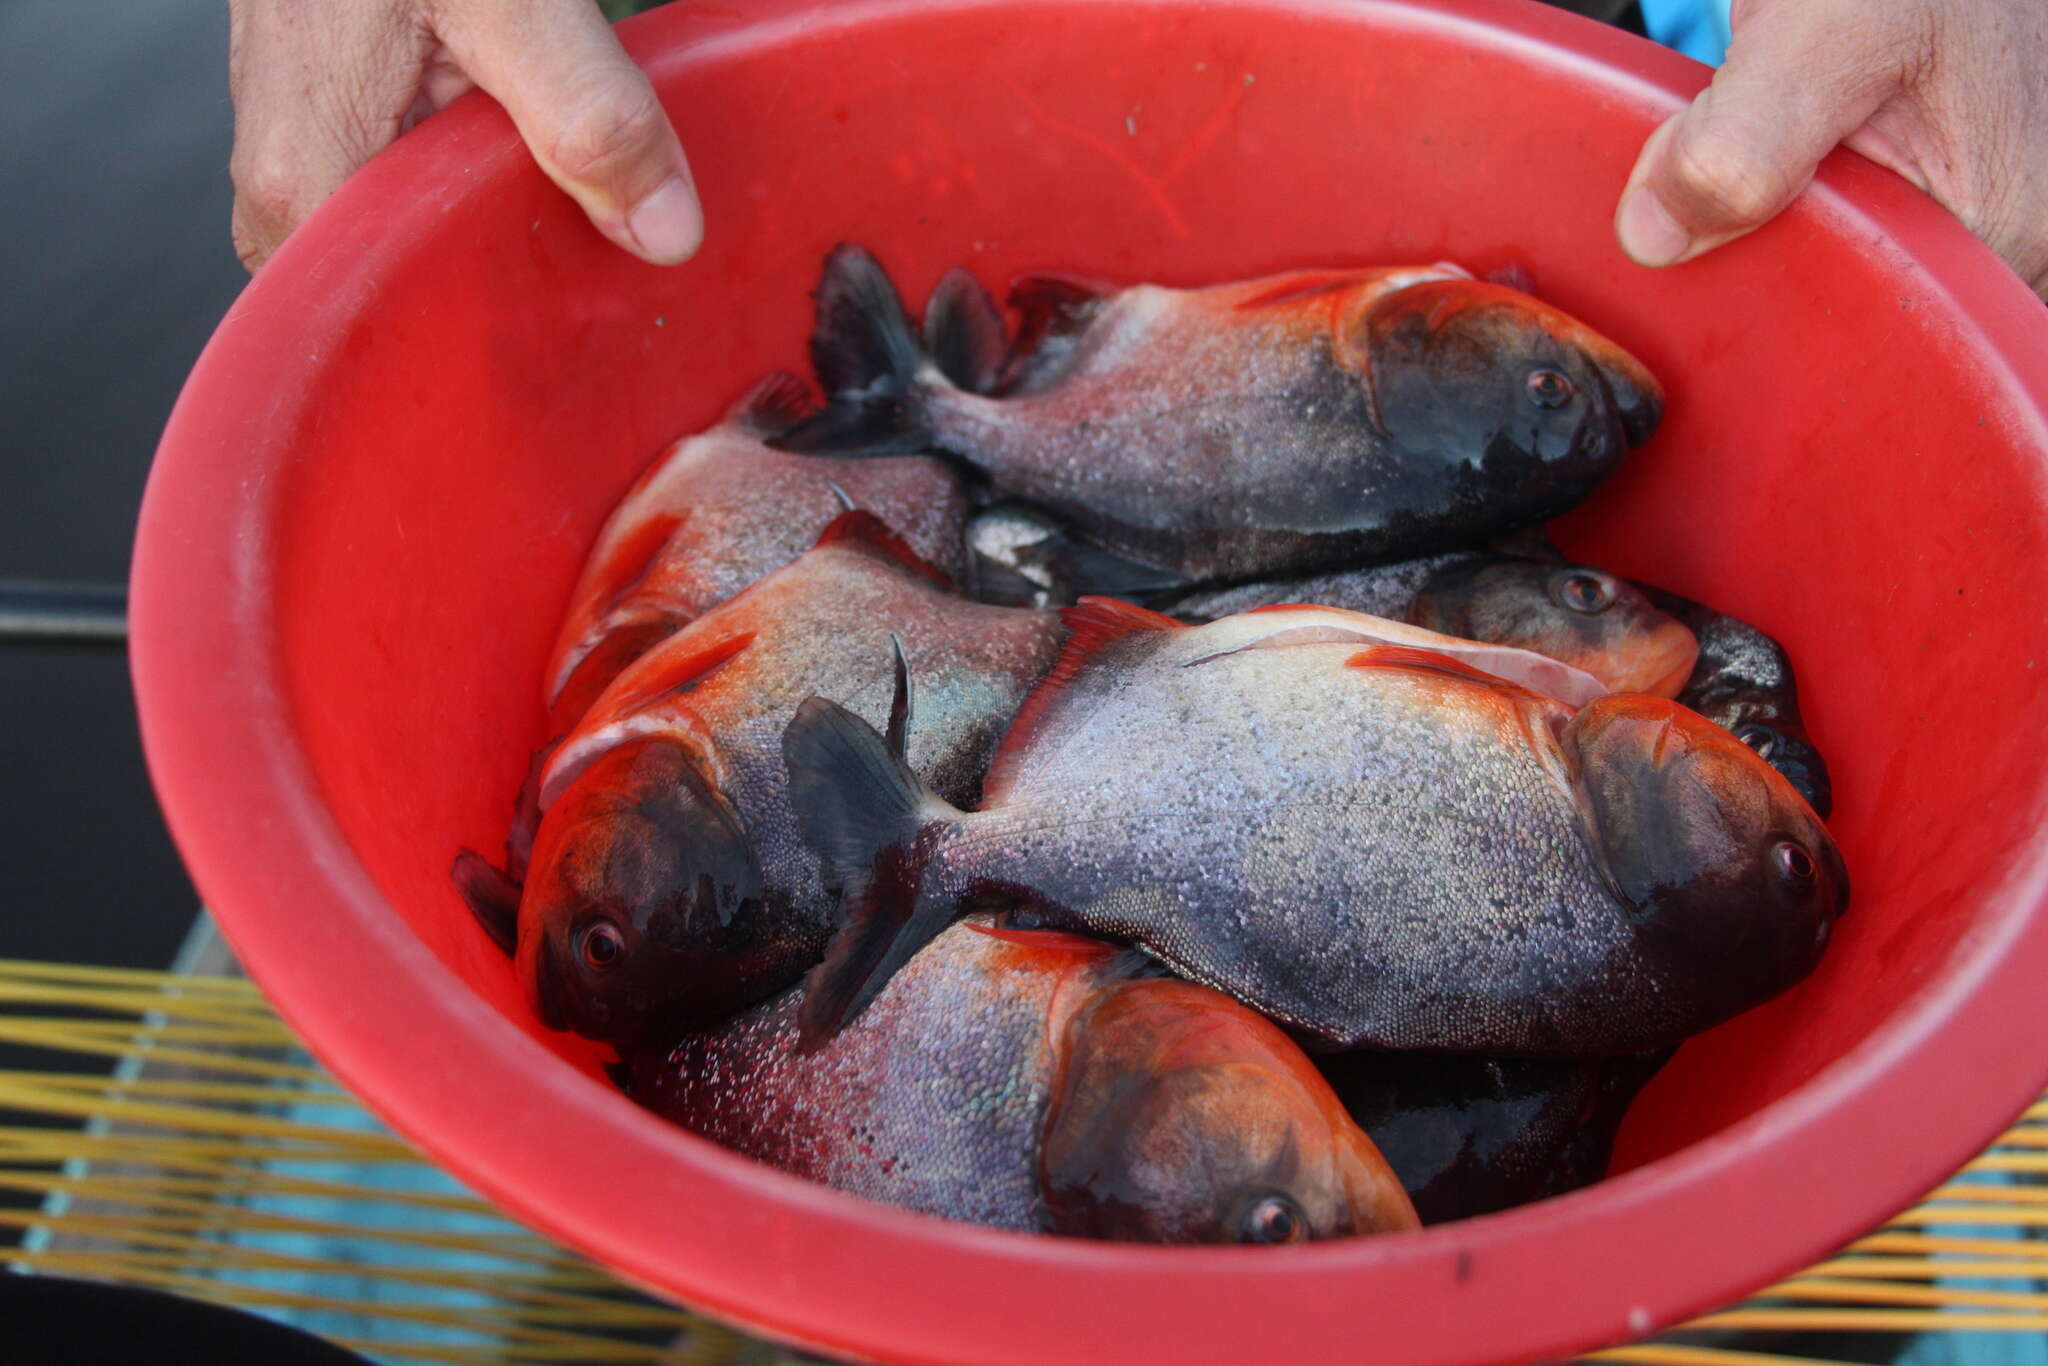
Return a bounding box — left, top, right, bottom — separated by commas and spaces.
3, 930, 2041, 1366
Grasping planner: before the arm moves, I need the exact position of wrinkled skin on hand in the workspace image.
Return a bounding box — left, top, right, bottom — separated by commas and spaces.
227, 0, 700, 270
1617, 0, 2048, 297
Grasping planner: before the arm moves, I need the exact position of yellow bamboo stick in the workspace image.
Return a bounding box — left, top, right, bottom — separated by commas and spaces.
0, 1069, 357, 1108
0, 1031, 326, 1080
0, 960, 266, 994
0, 981, 281, 1024
1772, 1277, 2048, 1311
0, 1016, 296, 1045
1888, 1208, 2048, 1229
0, 1208, 572, 1268
1924, 1183, 2048, 1206
1585, 1345, 1871, 1366
0, 1168, 512, 1222
7, 1218, 615, 1294
0, 1081, 402, 1150
322, 1334, 682, 1366
1827, 1232, 2048, 1261
1805, 1257, 2048, 1281
1958, 1154, 2048, 1175
1687, 1310, 2048, 1332
0, 1127, 418, 1167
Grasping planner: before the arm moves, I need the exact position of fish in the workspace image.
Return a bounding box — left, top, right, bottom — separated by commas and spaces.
1644, 589, 1834, 818
784, 598, 1847, 1056
544, 372, 971, 733
775, 246, 1663, 582
497, 512, 1063, 1045
1163, 551, 1699, 698
620, 918, 1420, 1242
1318, 1050, 1669, 1224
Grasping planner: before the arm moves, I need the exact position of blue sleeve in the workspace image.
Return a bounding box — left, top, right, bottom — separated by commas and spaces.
1639, 0, 1732, 64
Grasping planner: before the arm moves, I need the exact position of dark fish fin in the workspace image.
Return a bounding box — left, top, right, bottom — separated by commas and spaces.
981, 597, 1186, 804
451, 849, 520, 956
725, 371, 816, 437
772, 245, 935, 457
1486, 524, 1565, 560
782, 697, 962, 1048
924, 267, 1008, 396
885, 632, 913, 758
1039, 537, 1193, 601
504, 738, 561, 885
1485, 262, 1536, 295
970, 554, 1055, 608
812, 508, 956, 590
600, 630, 755, 719
1006, 272, 1112, 360
602, 1058, 634, 1095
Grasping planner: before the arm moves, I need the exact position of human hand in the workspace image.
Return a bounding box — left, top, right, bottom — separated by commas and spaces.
1614, 0, 2048, 297
228, 0, 700, 272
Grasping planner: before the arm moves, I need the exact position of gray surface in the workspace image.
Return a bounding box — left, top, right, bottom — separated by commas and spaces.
0, 0, 242, 973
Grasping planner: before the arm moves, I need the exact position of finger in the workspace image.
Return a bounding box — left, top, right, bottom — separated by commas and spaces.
228, 0, 426, 271
1614, 0, 1902, 268
441, 0, 701, 264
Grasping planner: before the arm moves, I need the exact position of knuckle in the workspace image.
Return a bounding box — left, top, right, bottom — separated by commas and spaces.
1669, 128, 1787, 225
545, 77, 668, 188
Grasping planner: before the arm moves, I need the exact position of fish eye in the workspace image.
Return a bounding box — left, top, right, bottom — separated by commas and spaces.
1238, 1194, 1308, 1245
1551, 570, 1616, 614
1735, 724, 1780, 760
578, 922, 626, 972
1771, 841, 1817, 885
1525, 368, 1575, 409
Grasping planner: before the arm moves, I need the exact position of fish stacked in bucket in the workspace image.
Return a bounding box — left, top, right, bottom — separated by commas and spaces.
456, 246, 1846, 1245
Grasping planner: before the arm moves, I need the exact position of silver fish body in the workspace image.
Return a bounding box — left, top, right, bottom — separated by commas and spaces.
786, 601, 1846, 1056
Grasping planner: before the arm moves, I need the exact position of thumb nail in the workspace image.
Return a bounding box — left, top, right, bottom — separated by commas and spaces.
1617, 185, 1692, 268
625, 175, 703, 264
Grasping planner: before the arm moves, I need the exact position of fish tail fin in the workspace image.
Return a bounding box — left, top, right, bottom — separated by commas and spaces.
774, 245, 938, 457
783, 689, 963, 1050
923, 267, 1008, 395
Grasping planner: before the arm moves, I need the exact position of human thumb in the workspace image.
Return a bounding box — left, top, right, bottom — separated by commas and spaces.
1615, 0, 1896, 268
445, 0, 701, 263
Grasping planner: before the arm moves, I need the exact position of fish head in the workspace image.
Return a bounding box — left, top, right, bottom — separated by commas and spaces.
1345, 280, 1663, 484
1410, 556, 1700, 697
1725, 719, 1835, 820
1040, 979, 1419, 1243
516, 737, 765, 1044
1564, 695, 1849, 1012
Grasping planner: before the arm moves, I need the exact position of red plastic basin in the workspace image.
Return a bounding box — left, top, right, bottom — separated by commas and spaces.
131, 2, 2048, 1362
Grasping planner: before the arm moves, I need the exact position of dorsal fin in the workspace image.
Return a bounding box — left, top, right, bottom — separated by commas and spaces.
598, 630, 756, 722
924, 268, 1008, 396
1235, 269, 1374, 310
1346, 644, 1536, 696
981, 597, 1184, 807
812, 509, 955, 589
725, 371, 816, 437
1484, 262, 1536, 295
1007, 272, 1113, 361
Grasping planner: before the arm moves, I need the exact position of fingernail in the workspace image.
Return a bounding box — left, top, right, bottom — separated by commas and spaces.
625, 175, 703, 264
1617, 186, 1692, 268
